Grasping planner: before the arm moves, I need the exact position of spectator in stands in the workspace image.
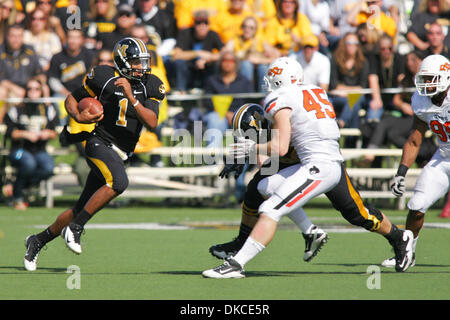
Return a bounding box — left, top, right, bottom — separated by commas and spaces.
406, 0, 449, 53
130, 24, 171, 92
299, 0, 331, 56
171, 10, 223, 94
247, 0, 276, 27
136, 0, 177, 52
34, 0, 67, 45
363, 50, 437, 166
0, 24, 44, 103
223, 16, 278, 92
328, 0, 360, 50
96, 4, 136, 51
3, 77, 58, 210
84, 0, 117, 50
156, 0, 176, 18
203, 49, 254, 148
346, 0, 397, 41
423, 21, 450, 58
92, 48, 114, 67
328, 32, 370, 129
210, 0, 256, 44
134, 0, 177, 64
24, 8, 62, 72
289, 34, 330, 91
54, 0, 89, 34
47, 28, 94, 122
264, 0, 314, 57
173, 0, 227, 30
356, 22, 381, 58
0, 0, 25, 45
358, 33, 405, 149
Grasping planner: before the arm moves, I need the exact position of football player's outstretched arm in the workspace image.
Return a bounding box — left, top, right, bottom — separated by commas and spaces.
391, 115, 427, 197
400, 116, 427, 169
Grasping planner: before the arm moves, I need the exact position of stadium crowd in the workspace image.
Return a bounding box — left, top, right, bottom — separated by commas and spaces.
0, 0, 449, 214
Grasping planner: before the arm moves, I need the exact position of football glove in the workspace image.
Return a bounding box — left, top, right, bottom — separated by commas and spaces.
390, 175, 405, 198
219, 163, 245, 179
228, 137, 256, 160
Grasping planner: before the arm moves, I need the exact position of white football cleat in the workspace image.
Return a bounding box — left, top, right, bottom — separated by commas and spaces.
202, 258, 245, 279
61, 222, 83, 254
302, 226, 328, 262
24, 235, 44, 271
382, 253, 416, 268
392, 230, 414, 272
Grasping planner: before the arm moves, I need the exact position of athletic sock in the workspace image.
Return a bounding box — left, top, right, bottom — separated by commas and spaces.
384, 224, 403, 244
412, 236, 419, 252
288, 208, 313, 234
36, 227, 58, 245
237, 223, 253, 243
72, 209, 93, 227
233, 236, 265, 267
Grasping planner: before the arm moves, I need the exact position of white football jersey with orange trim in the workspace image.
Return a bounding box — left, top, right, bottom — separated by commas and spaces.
263, 84, 343, 163
411, 91, 450, 158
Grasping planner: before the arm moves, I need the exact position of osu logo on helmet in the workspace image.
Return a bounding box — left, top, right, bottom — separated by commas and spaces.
440, 62, 450, 71
267, 67, 283, 76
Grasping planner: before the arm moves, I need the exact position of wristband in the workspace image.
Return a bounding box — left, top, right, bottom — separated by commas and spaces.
396, 164, 408, 177
132, 100, 139, 107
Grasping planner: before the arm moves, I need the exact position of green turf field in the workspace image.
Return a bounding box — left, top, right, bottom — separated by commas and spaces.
0, 203, 449, 301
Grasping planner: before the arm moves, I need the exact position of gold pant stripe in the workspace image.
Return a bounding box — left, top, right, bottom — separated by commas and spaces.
344, 171, 368, 219
88, 156, 113, 188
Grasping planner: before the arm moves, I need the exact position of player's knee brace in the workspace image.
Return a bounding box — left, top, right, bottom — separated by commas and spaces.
343, 205, 383, 232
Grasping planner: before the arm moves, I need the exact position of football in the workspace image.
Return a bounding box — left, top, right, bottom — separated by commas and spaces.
78, 97, 103, 115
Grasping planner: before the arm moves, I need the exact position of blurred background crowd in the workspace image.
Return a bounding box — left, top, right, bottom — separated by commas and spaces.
0, 0, 449, 210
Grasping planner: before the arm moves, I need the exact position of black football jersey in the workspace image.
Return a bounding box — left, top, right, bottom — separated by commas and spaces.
72, 65, 165, 153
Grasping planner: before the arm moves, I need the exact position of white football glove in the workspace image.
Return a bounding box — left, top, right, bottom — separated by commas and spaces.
391, 175, 405, 198
228, 137, 256, 160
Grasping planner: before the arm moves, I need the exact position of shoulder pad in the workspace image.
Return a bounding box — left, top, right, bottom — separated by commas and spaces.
145, 74, 166, 101
263, 88, 293, 118
83, 65, 117, 97
411, 91, 437, 119
87, 65, 117, 81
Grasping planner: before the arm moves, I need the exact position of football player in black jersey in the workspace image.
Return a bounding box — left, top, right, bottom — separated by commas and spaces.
23, 38, 166, 271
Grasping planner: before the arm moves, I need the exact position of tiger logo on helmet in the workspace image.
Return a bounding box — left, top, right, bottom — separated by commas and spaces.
232, 103, 270, 143
113, 37, 152, 81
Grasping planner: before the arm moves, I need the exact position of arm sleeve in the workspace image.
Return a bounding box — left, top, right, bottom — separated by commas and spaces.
142, 74, 166, 119
143, 99, 160, 119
